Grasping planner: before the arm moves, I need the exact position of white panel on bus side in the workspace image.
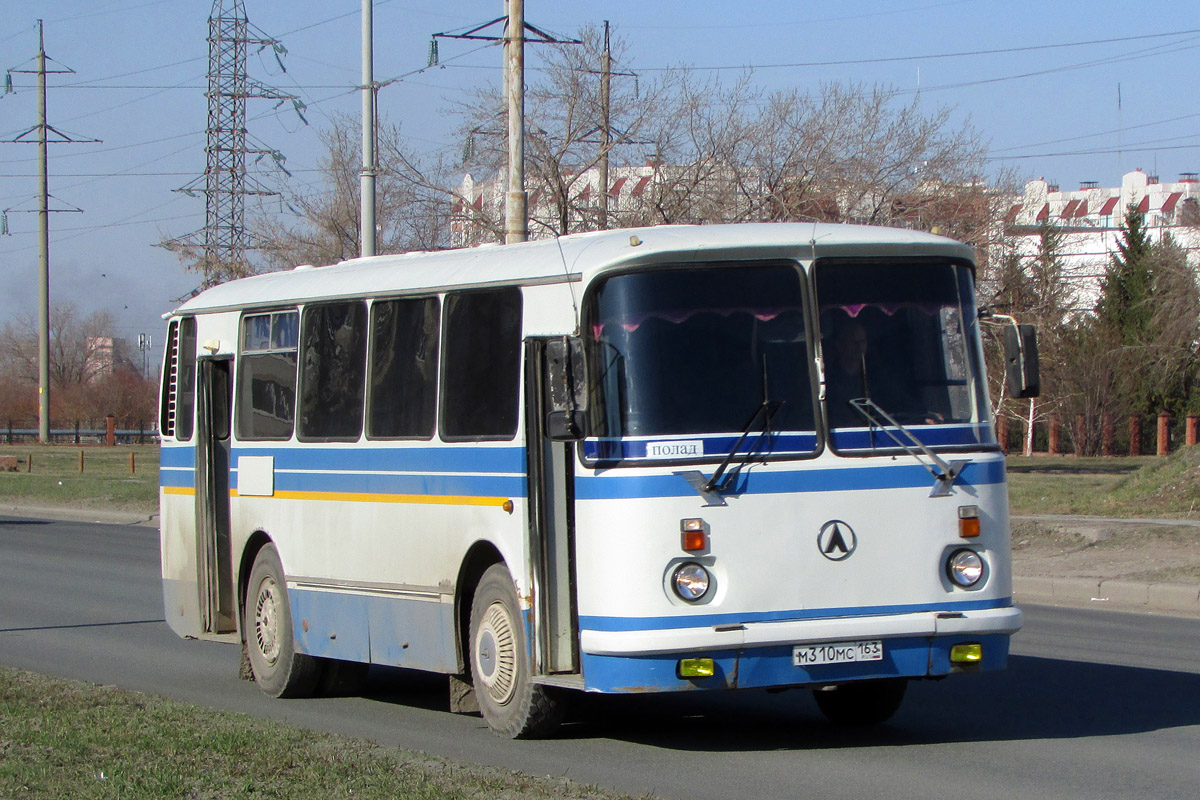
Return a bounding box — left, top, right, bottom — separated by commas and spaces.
237, 455, 275, 497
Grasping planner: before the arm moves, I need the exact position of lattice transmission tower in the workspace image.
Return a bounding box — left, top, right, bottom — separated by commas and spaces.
171, 0, 301, 286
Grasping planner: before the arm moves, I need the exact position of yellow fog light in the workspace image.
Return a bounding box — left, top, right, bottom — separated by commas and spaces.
950, 643, 983, 663
678, 658, 715, 678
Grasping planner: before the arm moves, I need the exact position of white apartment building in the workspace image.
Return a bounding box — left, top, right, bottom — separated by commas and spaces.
455, 165, 1200, 313
1005, 169, 1200, 311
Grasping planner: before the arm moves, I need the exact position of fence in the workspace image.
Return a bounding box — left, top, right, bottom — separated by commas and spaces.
997, 412, 1199, 457
4, 419, 158, 446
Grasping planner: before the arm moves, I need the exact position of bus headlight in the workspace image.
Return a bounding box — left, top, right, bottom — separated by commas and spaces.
672, 562, 711, 601
946, 549, 984, 587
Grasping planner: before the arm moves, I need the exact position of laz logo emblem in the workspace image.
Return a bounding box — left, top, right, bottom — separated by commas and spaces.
817, 520, 857, 561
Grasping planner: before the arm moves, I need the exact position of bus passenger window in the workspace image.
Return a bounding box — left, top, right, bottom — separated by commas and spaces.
237, 310, 298, 441
440, 288, 522, 441
298, 301, 367, 441
368, 297, 439, 439
161, 317, 197, 441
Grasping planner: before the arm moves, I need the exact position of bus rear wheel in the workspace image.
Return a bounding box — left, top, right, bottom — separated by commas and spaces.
813, 678, 907, 727
244, 543, 320, 698
469, 564, 564, 738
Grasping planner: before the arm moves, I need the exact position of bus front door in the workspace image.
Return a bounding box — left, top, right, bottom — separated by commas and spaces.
195, 357, 236, 634
523, 340, 580, 676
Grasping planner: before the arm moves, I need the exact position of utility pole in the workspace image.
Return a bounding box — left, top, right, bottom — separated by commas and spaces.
432, 5, 578, 245
361, 0, 377, 257
597, 20, 611, 229
5, 21, 99, 443
504, 0, 527, 243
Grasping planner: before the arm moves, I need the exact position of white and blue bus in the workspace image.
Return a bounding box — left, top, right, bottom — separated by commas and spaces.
159, 223, 1035, 738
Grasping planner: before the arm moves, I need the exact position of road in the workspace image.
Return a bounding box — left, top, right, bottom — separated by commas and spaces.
3, 513, 1200, 800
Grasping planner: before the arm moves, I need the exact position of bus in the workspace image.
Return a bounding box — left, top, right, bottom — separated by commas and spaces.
159, 222, 1036, 738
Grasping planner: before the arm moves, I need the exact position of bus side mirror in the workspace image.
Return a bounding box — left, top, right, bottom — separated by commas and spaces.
545, 336, 588, 440
1003, 323, 1040, 399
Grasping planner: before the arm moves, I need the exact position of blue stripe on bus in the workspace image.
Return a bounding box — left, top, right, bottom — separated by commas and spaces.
830, 423, 994, 451
262, 469, 527, 498
231, 445, 526, 474
161, 445, 1004, 500
159, 444, 525, 474
583, 433, 819, 462
579, 596, 1012, 633
160, 446, 196, 468
574, 458, 1005, 500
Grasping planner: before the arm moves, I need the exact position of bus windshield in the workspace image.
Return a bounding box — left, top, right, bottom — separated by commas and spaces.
587, 263, 816, 446
816, 259, 986, 440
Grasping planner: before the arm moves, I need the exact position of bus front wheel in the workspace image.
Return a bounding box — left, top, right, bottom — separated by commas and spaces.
469, 564, 564, 738
244, 543, 320, 698
813, 678, 907, 727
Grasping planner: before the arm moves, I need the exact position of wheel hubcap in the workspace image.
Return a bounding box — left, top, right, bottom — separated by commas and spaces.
475, 601, 517, 705
254, 577, 281, 665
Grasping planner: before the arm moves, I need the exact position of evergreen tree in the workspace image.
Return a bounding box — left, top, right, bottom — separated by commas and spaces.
1094, 204, 1154, 344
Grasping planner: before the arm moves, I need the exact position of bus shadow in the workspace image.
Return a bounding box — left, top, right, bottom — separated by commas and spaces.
351, 655, 1200, 749
557, 655, 1200, 749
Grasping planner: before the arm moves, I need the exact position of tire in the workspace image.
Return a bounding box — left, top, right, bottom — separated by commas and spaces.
813, 678, 907, 727
244, 543, 320, 698
469, 564, 565, 738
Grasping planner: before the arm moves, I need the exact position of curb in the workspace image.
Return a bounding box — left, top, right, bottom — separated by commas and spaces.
0, 504, 158, 528
1014, 575, 1200, 618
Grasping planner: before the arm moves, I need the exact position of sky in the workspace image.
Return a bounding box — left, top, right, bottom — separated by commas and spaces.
2, 0, 1199, 373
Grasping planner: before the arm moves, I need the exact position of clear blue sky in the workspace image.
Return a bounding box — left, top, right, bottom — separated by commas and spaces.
2, 0, 1198, 370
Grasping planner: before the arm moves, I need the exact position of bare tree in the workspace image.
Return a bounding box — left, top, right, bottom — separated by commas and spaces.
0, 304, 154, 431
456, 29, 998, 245
253, 112, 455, 271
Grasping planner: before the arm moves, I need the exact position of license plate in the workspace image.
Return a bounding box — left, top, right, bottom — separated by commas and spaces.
793, 639, 883, 667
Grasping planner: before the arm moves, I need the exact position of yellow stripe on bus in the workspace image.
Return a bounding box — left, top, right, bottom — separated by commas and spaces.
269, 490, 511, 507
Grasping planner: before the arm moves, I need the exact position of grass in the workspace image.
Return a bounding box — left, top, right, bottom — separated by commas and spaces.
0, 444, 158, 514
1007, 448, 1200, 518
0, 668, 647, 800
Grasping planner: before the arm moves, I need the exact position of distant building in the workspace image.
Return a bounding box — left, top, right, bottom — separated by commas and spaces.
84, 336, 136, 382
1005, 169, 1200, 311
452, 163, 664, 248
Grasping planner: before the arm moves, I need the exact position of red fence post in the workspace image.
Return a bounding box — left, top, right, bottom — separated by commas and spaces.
996, 415, 1009, 453
1187, 415, 1198, 447
1158, 411, 1171, 456
1048, 416, 1061, 455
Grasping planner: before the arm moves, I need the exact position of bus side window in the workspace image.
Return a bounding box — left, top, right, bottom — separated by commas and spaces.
162, 317, 197, 441
367, 297, 440, 439
237, 310, 299, 441
440, 288, 522, 441
298, 301, 367, 441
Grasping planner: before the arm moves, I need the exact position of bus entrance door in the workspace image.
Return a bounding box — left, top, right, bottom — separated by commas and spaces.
195, 357, 236, 634
524, 339, 580, 677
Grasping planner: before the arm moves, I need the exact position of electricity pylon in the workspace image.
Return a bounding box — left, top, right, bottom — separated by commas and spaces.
170, 0, 303, 286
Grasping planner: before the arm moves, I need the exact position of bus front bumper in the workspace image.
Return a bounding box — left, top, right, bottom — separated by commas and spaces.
577, 605, 1021, 693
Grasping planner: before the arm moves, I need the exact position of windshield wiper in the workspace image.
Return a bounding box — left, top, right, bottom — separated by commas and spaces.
847, 397, 966, 498
676, 356, 784, 506
675, 399, 782, 507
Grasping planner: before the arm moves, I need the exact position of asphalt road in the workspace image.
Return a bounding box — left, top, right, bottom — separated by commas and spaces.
3, 514, 1200, 800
